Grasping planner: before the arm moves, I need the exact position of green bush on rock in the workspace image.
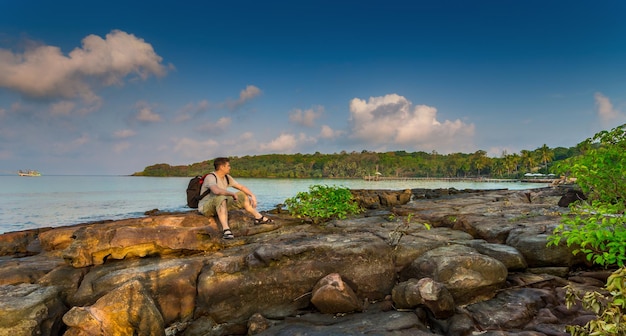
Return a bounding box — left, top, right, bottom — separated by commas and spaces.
548, 123, 626, 268
285, 185, 362, 224
564, 267, 626, 336
547, 123, 626, 335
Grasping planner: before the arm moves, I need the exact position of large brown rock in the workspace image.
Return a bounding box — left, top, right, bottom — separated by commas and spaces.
400, 244, 508, 305
254, 308, 431, 335
0, 229, 43, 256
351, 189, 412, 209
70, 255, 205, 324
462, 239, 528, 270
195, 231, 395, 323
506, 228, 585, 268
0, 284, 67, 336
392, 278, 455, 319
37, 265, 88, 303
465, 288, 554, 330
0, 254, 64, 286
53, 215, 221, 267
311, 273, 363, 314
63, 279, 164, 336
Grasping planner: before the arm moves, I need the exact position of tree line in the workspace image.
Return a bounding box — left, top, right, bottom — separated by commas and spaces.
133, 144, 582, 179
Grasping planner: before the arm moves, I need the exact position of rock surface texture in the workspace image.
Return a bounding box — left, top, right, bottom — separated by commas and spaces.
0, 186, 606, 335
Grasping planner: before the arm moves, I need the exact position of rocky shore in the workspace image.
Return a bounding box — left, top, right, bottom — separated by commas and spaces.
0, 186, 607, 335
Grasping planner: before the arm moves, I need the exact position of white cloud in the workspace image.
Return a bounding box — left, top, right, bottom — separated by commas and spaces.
196, 117, 232, 133
348, 94, 475, 153
319, 125, 344, 139
113, 129, 136, 139
135, 101, 161, 122
260, 134, 297, 152
595, 92, 624, 125
289, 106, 323, 127
259, 133, 316, 153
0, 30, 168, 106
223, 85, 262, 110
240, 85, 261, 101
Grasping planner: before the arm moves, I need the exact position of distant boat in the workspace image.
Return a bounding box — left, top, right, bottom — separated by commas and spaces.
18, 170, 41, 177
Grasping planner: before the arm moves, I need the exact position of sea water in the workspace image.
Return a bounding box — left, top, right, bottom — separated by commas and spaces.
0, 175, 549, 234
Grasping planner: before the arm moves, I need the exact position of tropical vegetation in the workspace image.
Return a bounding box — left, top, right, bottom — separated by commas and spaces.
133, 145, 579, 179
284, 185, 362, 224
547, 123, 626, 335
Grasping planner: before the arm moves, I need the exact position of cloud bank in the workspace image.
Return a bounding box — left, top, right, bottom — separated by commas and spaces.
348, 94, 475, 153
289, 106, 323, 127
0, 30, 168, 108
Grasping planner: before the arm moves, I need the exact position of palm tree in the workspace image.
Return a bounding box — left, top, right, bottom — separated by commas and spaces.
520, 150, 538, 172
491, 158, 505, 177
538, 144, 554, 174
503, 153, 516, 176
472, 150, 489, 177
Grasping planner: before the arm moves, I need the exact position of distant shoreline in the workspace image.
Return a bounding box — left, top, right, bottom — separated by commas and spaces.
363, 176, 558, 184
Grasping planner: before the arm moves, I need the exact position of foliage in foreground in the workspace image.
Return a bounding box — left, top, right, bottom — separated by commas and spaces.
547, 123, 626, 335
284, 185, 362, 224
548, 124, 626, 268
564, 267, 626, 336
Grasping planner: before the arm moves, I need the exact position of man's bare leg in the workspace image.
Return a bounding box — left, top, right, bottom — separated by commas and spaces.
239, 194, 273, 223
216, 199, 230, 230
216, 199, 235, 239
241, 196, 262, 219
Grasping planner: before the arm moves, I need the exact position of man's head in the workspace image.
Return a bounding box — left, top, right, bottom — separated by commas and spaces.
213, 157, 230, 171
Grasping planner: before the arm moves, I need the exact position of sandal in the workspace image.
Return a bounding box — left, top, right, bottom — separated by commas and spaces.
254, 215, 274, 225
222, 229, 235, 240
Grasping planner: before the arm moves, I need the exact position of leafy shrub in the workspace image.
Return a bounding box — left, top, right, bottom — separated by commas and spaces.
284, 185, 362, 224
554, 124, 626, 204
564, 267, 626, 336
547, 123, 626, 335
550, 202, 626, 267
548, 123, 626, 268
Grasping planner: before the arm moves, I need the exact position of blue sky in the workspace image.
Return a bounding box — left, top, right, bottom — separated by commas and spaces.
1, 1, 625, 175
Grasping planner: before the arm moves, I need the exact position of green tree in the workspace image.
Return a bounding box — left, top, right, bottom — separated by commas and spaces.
547, 124, 626, 336
520, 150, 537, 172
503, 153, 520, 176
471, 150, 489, 177
491, 158, 505, 177
537, 144, 555, 174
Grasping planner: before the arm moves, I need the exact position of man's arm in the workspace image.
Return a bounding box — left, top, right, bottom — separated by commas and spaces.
233, 183, 258, 208
208, 175, 238, 198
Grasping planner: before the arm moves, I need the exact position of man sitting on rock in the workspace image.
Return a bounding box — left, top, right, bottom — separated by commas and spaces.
198, 157, 273, 239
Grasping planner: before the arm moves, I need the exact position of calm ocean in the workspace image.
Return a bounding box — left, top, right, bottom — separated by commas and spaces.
0, 175, 549, 234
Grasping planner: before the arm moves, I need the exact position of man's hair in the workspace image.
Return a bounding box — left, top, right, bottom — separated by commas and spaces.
213, 157, 230, 170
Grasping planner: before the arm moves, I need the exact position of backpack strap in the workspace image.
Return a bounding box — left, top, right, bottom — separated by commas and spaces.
196, 173, 213, 201
197, 173, 230, 201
